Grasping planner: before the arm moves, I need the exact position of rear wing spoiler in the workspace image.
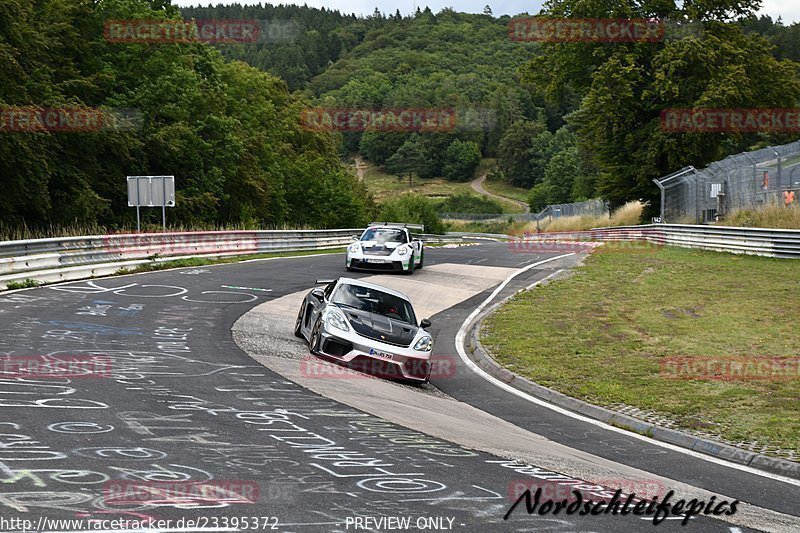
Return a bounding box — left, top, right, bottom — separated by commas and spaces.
368, 222, 425, 232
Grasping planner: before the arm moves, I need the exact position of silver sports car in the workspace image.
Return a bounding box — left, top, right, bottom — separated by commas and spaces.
294, 277, 434, 382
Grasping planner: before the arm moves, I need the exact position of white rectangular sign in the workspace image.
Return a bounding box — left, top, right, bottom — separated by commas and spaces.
127, 176, 175, 207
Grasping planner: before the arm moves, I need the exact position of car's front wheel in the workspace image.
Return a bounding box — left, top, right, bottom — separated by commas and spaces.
294, 305, 305, 338
404, 255, 415, 275
309, 316, 323, 353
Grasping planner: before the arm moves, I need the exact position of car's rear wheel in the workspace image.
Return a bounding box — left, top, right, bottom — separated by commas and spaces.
294, 305, 305, 338
309, 316, 323, 353
417, 249, 424, 269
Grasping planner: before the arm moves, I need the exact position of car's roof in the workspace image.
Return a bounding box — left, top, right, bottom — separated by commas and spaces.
337, 277, 411, 301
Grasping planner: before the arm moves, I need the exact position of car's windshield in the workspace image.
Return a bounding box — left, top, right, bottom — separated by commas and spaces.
360, 228, 407, 244
332, 283, 417, 325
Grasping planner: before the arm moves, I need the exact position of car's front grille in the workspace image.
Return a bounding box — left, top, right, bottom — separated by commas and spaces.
363, 248, 393, 256
322, 338, 353, 357
354, 260, 398, 271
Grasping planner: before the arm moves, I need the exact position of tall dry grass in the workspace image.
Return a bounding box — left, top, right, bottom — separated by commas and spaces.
720, 204, 800, 229
0, 221, 322, 243
529, 200, 645, 233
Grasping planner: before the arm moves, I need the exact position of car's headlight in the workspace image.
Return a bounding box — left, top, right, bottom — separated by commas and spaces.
349, 243, 361, 253
327, 309, 350, 332
397, 245, 410, 255
413, 336, 433, 352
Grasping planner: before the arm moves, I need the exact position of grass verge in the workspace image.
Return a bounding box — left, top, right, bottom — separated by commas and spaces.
6, 279, 42, 290
481, 245, 800, 455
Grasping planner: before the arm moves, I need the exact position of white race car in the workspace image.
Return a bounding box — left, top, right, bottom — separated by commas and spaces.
346, 223, 424, 274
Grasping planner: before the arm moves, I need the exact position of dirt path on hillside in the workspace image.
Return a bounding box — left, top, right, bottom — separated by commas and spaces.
470, 174, 530, 213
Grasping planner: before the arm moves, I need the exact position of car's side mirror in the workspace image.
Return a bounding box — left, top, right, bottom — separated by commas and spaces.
351, 235, 360, 240
420, 318, 431, 329
311, 288, 325, 301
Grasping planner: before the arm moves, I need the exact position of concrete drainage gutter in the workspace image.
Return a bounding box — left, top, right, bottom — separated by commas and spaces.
464, 282, 800, 482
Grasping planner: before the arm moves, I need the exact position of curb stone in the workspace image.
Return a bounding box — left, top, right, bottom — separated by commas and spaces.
465, 281, 800, 482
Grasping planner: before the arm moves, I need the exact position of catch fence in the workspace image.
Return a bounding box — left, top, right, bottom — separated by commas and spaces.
655, 140, 800, 223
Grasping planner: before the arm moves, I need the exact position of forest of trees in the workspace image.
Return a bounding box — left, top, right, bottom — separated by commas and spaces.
1, 0, 799, 232
0, 0, 370, 231
520, 1, 800, 210
185, 1, 800, 212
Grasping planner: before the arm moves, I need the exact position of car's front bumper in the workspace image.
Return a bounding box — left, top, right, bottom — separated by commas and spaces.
347, 251, 411, 272
314, 326, 431, 381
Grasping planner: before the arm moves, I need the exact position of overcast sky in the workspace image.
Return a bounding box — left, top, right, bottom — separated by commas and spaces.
172, 1, 800, 24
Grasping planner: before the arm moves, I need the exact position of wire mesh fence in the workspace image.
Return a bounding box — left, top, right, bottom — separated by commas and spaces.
438, 199, 608, 223
540, 199, 609, 218
655, 140, 800, 223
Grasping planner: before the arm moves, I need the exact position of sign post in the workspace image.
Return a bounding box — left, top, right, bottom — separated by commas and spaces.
127, 176, 175, 232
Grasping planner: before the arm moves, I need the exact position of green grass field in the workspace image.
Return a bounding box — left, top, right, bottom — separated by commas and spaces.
360, 162, 474, 202
483, 176, 531, 205
481, 245, 800, 455
359, 159, 526, 214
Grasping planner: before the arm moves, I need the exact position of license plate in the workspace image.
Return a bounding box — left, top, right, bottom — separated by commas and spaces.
369, 348, 393, 360
364, 258, 388, 263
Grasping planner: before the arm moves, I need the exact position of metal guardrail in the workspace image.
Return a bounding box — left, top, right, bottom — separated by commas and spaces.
0, 229, 364, 289
0, 229, 467, 290
521, 224, 800, 258
3, 223, 794, 290
595, 224, 800, 258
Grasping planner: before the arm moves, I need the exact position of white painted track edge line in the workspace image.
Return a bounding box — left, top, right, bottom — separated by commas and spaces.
454, 253, 800, 488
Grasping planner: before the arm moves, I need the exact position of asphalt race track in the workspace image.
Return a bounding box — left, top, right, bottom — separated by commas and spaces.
0, 242, 797, 532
